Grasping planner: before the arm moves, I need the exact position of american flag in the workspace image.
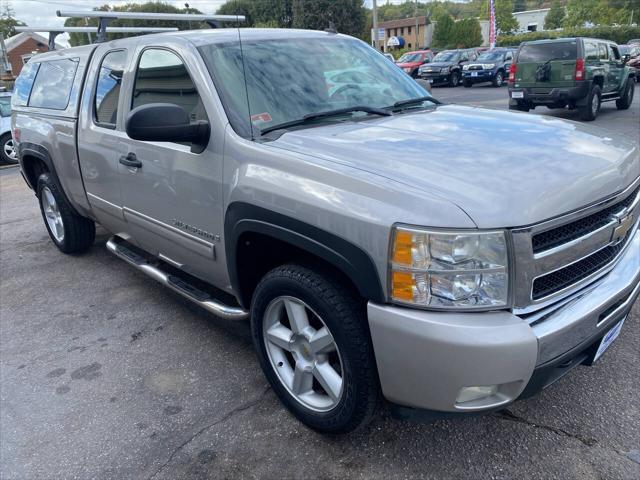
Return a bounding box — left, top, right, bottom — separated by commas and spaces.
489, 0, 496, 49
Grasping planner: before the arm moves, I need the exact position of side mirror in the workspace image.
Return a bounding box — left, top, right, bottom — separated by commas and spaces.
622, 54, 630, 64
126, 103, 210, 153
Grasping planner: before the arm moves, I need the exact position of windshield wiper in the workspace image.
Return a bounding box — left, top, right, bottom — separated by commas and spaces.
260, 106, 391, 136
392, 96, 440, 109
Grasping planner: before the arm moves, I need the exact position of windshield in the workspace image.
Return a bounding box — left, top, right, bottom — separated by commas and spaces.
518, 41, 577, 62
433, 51, 458, 62
199, 36, 431, 138
477, 51, 505, 62
397, 52, 422, 63
0, 97, 10, 117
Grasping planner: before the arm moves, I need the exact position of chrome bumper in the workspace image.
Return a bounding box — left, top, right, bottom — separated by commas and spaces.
367, 227, 639, 413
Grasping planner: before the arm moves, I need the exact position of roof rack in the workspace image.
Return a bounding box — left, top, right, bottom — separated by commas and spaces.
56, 10, 246, 43
15, 26, 179, 50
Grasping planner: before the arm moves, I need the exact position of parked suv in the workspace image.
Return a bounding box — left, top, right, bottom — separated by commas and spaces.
12, 29, 640, 434
418, 48, 478, 86
462, 48, 515, 88
508, 37, 636, 120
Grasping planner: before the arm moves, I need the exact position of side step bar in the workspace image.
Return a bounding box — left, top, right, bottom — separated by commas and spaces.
106, 236, 249, 321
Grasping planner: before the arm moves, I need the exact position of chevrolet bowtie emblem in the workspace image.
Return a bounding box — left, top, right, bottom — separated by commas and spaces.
611, 212, 634, 245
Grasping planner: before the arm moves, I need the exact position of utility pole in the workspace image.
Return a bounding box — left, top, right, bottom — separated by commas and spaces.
372, 0, 379, 51
414, 0, 419, 49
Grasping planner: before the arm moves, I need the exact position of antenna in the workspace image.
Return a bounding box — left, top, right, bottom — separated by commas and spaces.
56, 10, 246, 43
15, 26, 180, 51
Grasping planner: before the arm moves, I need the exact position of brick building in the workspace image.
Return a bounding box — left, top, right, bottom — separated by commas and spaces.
4, 32, 59, 79
377, 16, 434, 52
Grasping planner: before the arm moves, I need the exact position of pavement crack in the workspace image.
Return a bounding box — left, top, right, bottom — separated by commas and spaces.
494, 409, 597, 447
147, 385, 271, 480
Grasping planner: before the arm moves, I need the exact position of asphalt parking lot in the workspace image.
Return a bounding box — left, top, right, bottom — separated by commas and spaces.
1, 85, 639, 480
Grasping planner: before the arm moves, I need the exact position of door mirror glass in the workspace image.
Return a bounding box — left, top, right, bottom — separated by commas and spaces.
125, 103, 210, 153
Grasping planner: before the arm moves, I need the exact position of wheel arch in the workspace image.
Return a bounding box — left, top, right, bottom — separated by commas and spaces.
225, 202, 385, 309
20, 143, 55, 191
592, 75, 604, 88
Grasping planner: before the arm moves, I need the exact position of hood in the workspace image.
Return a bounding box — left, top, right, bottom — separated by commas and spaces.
267, 105, 639, 228
423, 61, 455, 69
396, 62, 421, 68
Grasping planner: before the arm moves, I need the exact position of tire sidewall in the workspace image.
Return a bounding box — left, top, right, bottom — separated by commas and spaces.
37, 174, 67, 249
0, 133, 17, 165
250, 266, 374, 432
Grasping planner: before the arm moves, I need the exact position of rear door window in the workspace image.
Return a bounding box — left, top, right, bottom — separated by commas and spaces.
585, 42, 598, 61
29, 58, 79, 110
518, 41, 577, 62
598, 44, 608, 60
95, 50, 127, 128
12, 61, 40, 107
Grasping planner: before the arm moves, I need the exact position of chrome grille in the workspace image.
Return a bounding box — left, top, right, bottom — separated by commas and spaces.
511, 179, 640, 310
532, 186, 640, 253
532, 237, 628, 300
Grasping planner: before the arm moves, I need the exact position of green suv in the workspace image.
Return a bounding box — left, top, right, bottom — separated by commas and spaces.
508, 37, 636, 120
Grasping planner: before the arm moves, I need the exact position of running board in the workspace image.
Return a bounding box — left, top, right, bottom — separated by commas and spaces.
106, 236, 249, 321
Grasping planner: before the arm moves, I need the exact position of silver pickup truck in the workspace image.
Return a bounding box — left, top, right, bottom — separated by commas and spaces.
12, 29, 640, 434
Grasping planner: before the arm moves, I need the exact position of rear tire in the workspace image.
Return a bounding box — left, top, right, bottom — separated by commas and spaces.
251, 263, 379, 434
0, 132, 18, 165
579, 85, 601, 121
616, 80, 634, 110
37, 173, 95, 253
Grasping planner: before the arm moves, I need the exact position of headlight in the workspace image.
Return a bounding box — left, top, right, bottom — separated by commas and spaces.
483, 63, 496, 69
389, 226, 509, 309
403, 67, 412, 73
462, 65, 470, 71
441, 66, 450, 73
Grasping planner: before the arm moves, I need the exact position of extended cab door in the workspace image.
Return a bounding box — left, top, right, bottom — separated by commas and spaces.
77, 45, 136, 235
117, 42, 226, 286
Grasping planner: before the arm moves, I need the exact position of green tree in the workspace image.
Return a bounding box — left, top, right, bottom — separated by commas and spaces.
495, 0, 518, 34
0, 1, 24, 38
450, 17, 483, 48
291, 0, 365, 38
513, 0, 527, 12
563, 0, 622, 27
216, 0, 255, 26
480, 0, 518, 33
65, 2, 205, 47
432, 13, 455, 49
544, 0, 565, 29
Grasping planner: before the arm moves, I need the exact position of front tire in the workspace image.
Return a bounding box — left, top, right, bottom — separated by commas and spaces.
0, 132, 18, 165
449, 71, 460, 87
37, 173, 95, 253
616, 80, 634, 110
493, 71, 505, 87
579, 85, 601, 121
251, 264, 379, 434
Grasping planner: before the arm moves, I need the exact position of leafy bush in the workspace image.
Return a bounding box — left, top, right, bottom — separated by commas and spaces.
497, 25, 640, 48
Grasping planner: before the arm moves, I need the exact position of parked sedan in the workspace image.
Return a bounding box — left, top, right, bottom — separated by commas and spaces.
418, 49, 478, 87
462, 48, 515, 88
0, 92, 16, 165
395, 50, 433, 78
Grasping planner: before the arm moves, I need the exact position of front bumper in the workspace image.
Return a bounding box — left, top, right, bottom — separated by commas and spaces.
418, 72, 451, 84
368, 226, 640, 414
462, 70, 496, 83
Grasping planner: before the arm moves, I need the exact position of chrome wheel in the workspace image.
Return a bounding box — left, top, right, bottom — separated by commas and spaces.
41, 186, 64, 242
3, 138, 16, 160
263, 296, 344, 412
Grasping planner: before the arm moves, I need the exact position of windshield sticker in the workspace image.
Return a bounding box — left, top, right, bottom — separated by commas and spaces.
251, 112, 272, 123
